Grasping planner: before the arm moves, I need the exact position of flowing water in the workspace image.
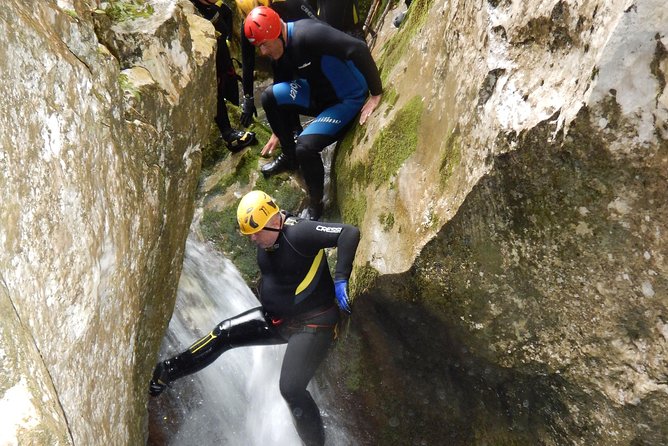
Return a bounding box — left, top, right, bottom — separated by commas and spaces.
148, 235, 355, 445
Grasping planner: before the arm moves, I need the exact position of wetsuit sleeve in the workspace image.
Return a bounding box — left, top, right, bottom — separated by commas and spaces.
304, 22, 382, 96
332, 224, 361, 281
241, 21, 256, 97
289, 220, 361, 281
274, 0, 318, 21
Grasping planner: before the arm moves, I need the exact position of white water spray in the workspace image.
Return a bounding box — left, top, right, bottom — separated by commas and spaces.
153, 236, 302, 445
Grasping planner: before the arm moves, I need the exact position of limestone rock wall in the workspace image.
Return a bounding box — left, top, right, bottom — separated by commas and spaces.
330, 0, 667, 444
0, 1, 215, 444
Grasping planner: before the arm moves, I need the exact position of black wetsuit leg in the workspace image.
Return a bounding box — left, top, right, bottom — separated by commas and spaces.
160, 307, 284, 383
294, 134, 334, 204
214, 35, 239, 137
278, 306, 338, 446
296, 113, 356, 205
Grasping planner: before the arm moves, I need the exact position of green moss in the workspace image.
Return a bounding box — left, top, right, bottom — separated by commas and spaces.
379, 212, 395, 231
339, 330, 365, 391
336, 96, 422, 225
200, 107, 272, 173
118, 73, 140, 99
64, 9, 78, 18
650, 34, 667, 100
334, 130, 369, 226
599, 93, 622, 130
229, 149, 261, 188
100, 0, 154, 23
338, 185, 368, 227
439, 128, 462, 186
377, 0, 434, 85
351, 262, 379, 297
254, 175, 304, 214
369, 95, 422, 187
382, 87, 400, 117
425, 207, 440, 229
200, 132, 228, 172
200, 206, 259, 282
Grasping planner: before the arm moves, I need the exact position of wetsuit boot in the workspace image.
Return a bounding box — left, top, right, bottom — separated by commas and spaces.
149, 357, 194, 396
148, 362, 169, 396
261, 153, 298, 178
301, 199, 323, 221
148, 308, 281, 396
223, 129, 257, 153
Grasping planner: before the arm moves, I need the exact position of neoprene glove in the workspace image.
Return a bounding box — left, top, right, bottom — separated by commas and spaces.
334, 280, 352, 315
240, 95, 257, 127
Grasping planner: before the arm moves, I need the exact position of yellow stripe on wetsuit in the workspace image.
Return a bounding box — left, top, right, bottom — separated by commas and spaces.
189, 331, 217, 354
295, 249, 324, 295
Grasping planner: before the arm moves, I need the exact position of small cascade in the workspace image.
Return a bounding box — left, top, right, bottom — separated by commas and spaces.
148, 237, 302, 445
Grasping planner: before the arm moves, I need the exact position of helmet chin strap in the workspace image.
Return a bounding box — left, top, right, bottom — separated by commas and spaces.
279, 21, 286, 48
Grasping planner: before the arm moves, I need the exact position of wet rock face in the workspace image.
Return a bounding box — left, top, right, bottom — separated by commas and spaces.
329, 0, 667, 444
331, 113, 667, 445
402, 113, 667, 444
0, 1, 214, 444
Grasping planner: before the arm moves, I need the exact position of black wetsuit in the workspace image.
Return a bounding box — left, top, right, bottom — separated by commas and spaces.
261, 19, 382, 206
154, 214, 360, 446
191, 0, 239, 136
316, 0, 364, 39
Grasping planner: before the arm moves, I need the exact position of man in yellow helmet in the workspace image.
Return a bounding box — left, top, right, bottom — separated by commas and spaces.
149, 190, 360, 446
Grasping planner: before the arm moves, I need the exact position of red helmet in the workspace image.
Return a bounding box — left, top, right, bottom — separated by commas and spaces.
244, 6, 282, 46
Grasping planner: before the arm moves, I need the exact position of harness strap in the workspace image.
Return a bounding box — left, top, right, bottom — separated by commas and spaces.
301, 323, 336, 334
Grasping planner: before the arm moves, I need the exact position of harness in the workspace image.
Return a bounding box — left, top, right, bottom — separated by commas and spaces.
269, 305, 338, 335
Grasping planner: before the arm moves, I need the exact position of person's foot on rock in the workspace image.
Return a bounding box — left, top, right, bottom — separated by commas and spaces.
260, 154, 298, 178
393, 11, 407, 28
148, 362, 169, 397
223, 129, 257, 153
301, 202, 323, 221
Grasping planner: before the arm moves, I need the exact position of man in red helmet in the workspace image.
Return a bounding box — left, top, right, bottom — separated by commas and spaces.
244, 6, 382, 220
236, 0, 318, 128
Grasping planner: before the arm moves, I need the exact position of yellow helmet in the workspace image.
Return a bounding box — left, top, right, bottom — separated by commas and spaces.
236, 0, 270, 17
237, 190, 279, 235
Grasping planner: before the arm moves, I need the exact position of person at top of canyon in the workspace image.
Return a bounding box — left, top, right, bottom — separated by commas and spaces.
315, 0, 365, 40
149, 190, 360, 446
190, 0, 257, 152
244, 6, 382, 221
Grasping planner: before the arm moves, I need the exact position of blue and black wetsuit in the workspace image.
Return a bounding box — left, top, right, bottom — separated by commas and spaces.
240, 0, 318, 98
262, 19, 382, 207
151, 214, 360, 446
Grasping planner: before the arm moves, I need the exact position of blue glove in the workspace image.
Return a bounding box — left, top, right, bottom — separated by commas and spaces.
334, 280, 352, 314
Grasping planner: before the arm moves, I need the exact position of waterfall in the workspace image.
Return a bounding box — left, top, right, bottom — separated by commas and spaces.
148, 236, 354, 445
